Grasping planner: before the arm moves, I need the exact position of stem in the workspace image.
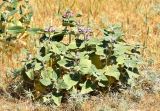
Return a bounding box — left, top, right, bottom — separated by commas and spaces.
69, 33, 71, 44
84, 34, 86, 41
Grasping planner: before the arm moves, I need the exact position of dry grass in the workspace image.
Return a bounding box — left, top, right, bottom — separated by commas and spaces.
0, 87, 159, 111
0, 97, 52, 111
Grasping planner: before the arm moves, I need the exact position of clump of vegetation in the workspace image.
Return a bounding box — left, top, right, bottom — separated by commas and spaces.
0, 0, 42, 52
0, 0, 32, 42
11, 8, 141, 106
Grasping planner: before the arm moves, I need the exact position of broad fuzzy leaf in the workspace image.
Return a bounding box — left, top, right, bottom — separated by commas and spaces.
7, 26, 25, 34
41, 67, 57, 80
67, 41, 78, 49
124, 59, 137, 68
95, 45, 105, 56
57, 59, 70, 69
101, 65, 120, 80
79, 58, 92, 74
51, 93, 62, 106
80, 80, 95, 94
27, 28, 43, 35
50, 42, 61, 54
126, 69, 139, 79
90, 65, 108, 81
34, 62, 42, 71
114, 43, 132, 55
40, 78, 52, 86
25, 69, 34, 80
63, 74, 79, 90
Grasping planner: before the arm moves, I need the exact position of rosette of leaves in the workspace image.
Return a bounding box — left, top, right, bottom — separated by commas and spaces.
16, 11, 141, 105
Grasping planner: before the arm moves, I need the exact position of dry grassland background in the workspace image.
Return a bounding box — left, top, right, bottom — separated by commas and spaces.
0, 0, 160, 111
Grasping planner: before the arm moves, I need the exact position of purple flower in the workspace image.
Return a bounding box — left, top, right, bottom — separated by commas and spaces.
78, 26, 84, 34
85, 33, 92, 40
78, 26, 92, 34
78, 26, 93, 40
44, 26, 55, 32
62, 10, 74, 19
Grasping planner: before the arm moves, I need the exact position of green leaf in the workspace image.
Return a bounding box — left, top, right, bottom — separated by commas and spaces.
51, 93, 62, 106
124, 59, 137, 68
86, 38, 102, 46
70, 86, 78, 95
80, 80, 95, 94
114, 43, 131, 55
27, 28, 43, 35
43, 53, 52, 62
103, 24, 124, 41
41, 67, 57, 81
25, 69, 34, 80
76, 12, 83, 17
79, 58, 92, 74
89, 54, 103, 69
56, 79, 68, 90
55, 42, 67, 54
50, 43, 61, 54
11, 0, 18, 8
57, 59, 68, 69
116, 55, 126, 64
7, 26, 25, 34
40, 68, 54, 86
34, 62, 42, 71
40, 78, 52, 86
101, 65, 120, 80
79, 51, 90, 59
63, 74, 79, 90
90, 65, 108, 81
36, 55, 44, 62
67, 41, 78, 50
95, 45, 105, 56
8, 10, 18, 16
126, 69, 139, 87
49, 71, 57, 82
12, 20, 23, 26
98, 81, 107, 87
126, 69, 139, 79
51, 32, 65, 42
